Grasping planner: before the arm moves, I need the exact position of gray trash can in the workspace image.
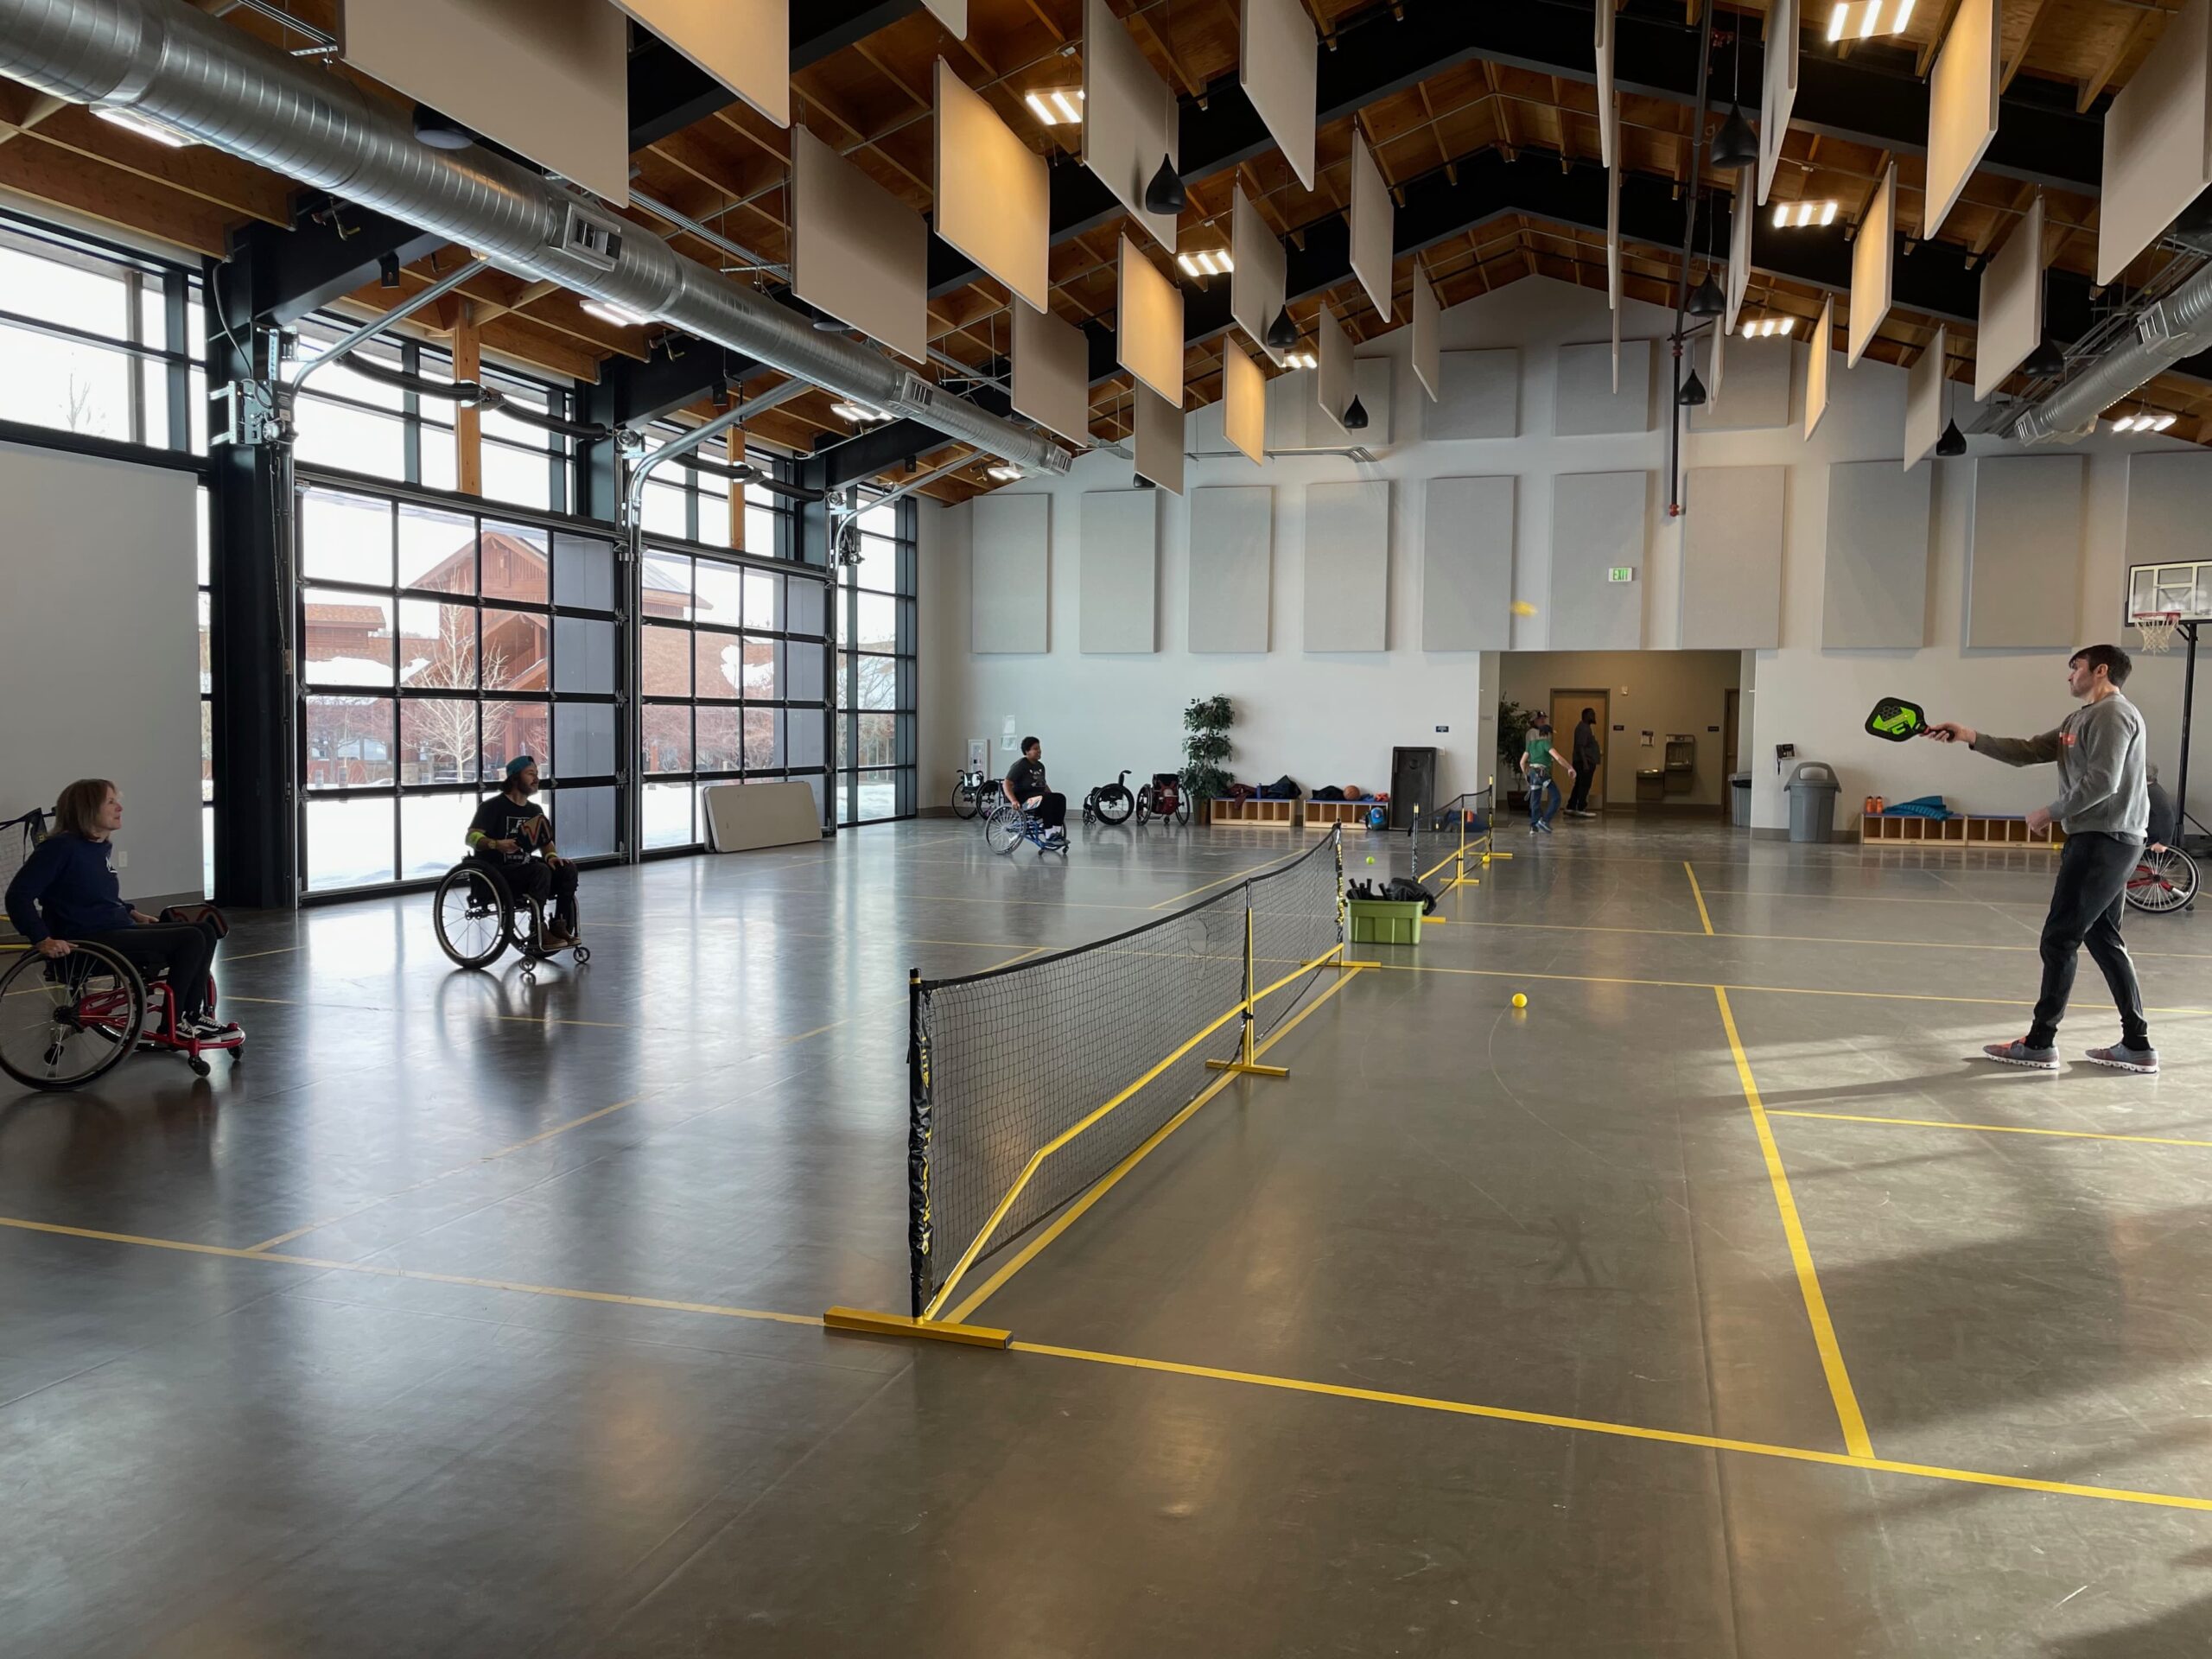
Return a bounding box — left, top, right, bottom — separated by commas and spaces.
1730, 772, 1752, 828
1784, 762, 1841, 843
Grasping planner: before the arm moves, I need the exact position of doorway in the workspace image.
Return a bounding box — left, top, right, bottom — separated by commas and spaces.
1722, 688, 1741, 819
1551, 688, 1609, 813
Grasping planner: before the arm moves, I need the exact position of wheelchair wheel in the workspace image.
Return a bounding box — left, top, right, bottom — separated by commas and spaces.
0, 942, 145, 1092
572, 945, 591, 965
1173, 794, 1191, 825
1094, 786, 1135, 825
1135, 786, 1154, 825
951, 778, 982, 819
984, 804, 1025, 856
2127, 846, 2198, 914
434, 863, 512, 968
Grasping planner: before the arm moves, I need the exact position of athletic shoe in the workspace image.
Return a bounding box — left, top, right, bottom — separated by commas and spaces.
1537, 820, 1554, 833
182, 1015, 241, 1041
1566, 809, 1596, 818
1980, 1038, 2058, 1070
2083, 1044, 2159, 1074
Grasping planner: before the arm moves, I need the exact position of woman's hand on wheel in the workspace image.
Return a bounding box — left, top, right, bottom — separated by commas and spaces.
35, 938, 72, 959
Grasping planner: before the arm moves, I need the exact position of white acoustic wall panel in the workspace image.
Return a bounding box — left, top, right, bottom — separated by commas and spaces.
1967, 454, 2086, 647
936, 60, 1050, 310
2099, 0, 2212, 285
1348, 129, 1395, 320
1680, 466, 1787, 649
1977, 194, 2046, 402
1189, 486, 1272, 652
790, 126, 926, 362
1555, 339, 1650, 435
1427, 350, 1521, 441
1080, 489, 1158, 653
1240, 0, 1317, 190
2125, 451, 2212, 571
1758, 0, 1798, 206
1230, 186, 1287, 365
1550, 472, 1647, 650
1848, 164, 1896, 367
1926, 0, 1999, 239
1084, 0, 1179, 253
1824, 460, 1933, 649
1421, 476, 1515, 652
1806, 296, 1834, 440
1303, 480, 1389, 652
1904, 327, 1946, 470
971, 492, 1050, 652
610, 1, 786, 127
1725, 166, 1752, 334
1012, 299, 1091, 448
1133, 378, 1185, 496
1595, 2, 1618, 168
343, 0, 629, 200
1117, 235, 1185, 406
1224, 340, 1266, 465
1410, 265, 1441, 401
1316, 305, 1352, 428
1691, 334, 1790, 430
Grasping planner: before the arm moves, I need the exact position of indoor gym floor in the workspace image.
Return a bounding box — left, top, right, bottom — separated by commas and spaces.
5, 814, 2212, 1656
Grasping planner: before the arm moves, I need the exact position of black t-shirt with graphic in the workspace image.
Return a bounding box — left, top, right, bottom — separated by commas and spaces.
1005, 756, 1048, 801
470, 793, 553, 866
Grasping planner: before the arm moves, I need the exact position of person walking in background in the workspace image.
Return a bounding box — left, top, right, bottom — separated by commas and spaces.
1522, 714, 1561, 834
1567, 707, 1601, 818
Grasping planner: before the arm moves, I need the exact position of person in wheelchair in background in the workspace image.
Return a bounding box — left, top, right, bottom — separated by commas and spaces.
3, 778, 238, 1042
1001, 734, 1067, 849
467, 755, 578, 948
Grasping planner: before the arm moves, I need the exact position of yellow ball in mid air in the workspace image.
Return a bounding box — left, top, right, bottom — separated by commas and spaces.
1511, 993, 1528, 1008
1365, 855, 1375, 864
1511, 600, 1538, 616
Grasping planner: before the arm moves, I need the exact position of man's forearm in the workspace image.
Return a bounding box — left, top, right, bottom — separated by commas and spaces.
1969, 731, 2062, 767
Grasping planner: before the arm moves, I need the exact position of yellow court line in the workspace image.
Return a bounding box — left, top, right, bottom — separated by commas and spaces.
944, 963, 1362, 1325
1684, 861, 1714, 936
10, 1211, 2212, 1515
1716, 987, 1873, 1459
1442, 916, 2212, 961
1770, 1109, 2212, 1150
1007, 1340, 2212, 1514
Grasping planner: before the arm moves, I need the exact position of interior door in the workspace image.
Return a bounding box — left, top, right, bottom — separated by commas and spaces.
1722, 688, 1741, 811
1552, 689, 1608, 810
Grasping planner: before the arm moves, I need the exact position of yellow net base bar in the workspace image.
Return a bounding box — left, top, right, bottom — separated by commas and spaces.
823, 1306, 1011, 1348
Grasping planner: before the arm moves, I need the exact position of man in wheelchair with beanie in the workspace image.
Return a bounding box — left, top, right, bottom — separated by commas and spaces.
466, 755, 578, 948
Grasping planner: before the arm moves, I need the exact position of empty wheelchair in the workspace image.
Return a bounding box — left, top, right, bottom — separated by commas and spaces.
982, 796, 1069, 858
2126, 843, 2199, 915
1135, 772, 1191, 825
432, 860, 589, 976
0, 926, 241, 1091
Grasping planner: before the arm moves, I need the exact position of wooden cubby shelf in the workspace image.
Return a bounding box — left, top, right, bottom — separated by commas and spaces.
1209, 798, 1299, 826
1303, 800, 1373, 830
1859, 813, 2064, 849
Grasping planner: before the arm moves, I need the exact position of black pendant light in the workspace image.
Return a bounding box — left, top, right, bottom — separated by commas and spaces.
412, 103, 473, 149
1677, 369, 1709, 408
1342, 395, 1370, 431
1688, 272, 1726, 317
2021, 336, 2067, 379
1265, 305, 1299, 351
1936, 419, 1967, 456
1711, 106, 1758, 170
1144, 155, 1186, 216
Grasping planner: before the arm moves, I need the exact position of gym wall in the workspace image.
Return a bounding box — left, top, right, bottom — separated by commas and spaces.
0, 442, 202, 900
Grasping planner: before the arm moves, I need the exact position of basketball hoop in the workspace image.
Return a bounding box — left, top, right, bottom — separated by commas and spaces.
2134, 611, 2183, 654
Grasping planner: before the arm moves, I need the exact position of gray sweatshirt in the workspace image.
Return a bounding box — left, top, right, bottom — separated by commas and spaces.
1970, 692, 2149, 843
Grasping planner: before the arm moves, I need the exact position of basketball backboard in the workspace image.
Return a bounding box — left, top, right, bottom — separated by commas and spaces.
2126, 561, 2212, 625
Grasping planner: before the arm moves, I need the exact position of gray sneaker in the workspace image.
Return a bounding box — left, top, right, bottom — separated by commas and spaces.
2083, 1044, 2158, 1074
1981, 1038, 2059, 1070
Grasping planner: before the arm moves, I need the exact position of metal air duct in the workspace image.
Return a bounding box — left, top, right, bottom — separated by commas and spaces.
2010, 264, 2212, 444
0, 0, 1071, 475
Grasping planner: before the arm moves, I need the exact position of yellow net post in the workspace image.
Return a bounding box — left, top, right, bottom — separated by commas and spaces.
1205, 905, 1292, 1079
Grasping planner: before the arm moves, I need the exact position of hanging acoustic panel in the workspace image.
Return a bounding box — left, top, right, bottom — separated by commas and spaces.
1976, 194, 2045, 402
921, 0, 967, 31
1084, 0, 1179, 253
1134, 378, 1185, 496
1012, 298, 1091, 448
1230, 186, 1287, 366
1847, 164, 1896, 367
1239, 0, 1317, 191
1117, 234, 1185, 406
1925, 0, 1999, 241
935, 59, 1051, 311
342, 0, 629, 201
1806, 296, 1834, 441
1725, 166, 1751, 334
2098, 0, 2212, 287
1348, 128, 1395, 321
1758, 0, 1797, 206
1606, 160, 1622, 311
789, 125, 926, 363
1595, 2, 1618, 169
1410, 264, 1441, 402
1904, 327, 1946, 471
1316, 304, 1351, 430
1707, 322, 1726, 411
1224, 340, 1266, 465
608, 0, 787, 127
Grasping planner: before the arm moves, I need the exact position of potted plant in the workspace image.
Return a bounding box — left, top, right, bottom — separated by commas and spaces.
1182, 695, 1233, 813
1497, 699, 1535, 806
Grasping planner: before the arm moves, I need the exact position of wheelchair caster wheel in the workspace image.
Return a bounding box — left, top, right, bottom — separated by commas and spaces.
188, 1057, 211, 1077
228, 1045, 244, 1063
572, 946, 590, 964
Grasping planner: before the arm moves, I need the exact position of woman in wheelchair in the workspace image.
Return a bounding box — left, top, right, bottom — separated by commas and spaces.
467, 755, 578, 947
3, 778, 238, 1042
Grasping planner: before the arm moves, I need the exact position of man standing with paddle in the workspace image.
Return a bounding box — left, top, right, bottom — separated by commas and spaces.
1924, 644, 2156, 1073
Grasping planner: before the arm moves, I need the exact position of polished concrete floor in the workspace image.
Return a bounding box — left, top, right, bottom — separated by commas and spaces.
7, 811, 2212, 1656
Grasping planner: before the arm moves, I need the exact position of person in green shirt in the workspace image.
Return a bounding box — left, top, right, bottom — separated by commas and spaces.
1522, 714, 1561, 833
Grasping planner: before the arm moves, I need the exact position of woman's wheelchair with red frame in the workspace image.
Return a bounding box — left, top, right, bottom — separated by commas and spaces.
0, 905, 242, 1091
431, 859, 589, 977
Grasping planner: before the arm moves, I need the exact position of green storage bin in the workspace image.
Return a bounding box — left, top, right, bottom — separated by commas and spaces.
1347, 898, 1423, 944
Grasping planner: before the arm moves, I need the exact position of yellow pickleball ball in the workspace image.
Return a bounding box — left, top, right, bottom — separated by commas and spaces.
1364, 855, 1375, 864
1511, 993, 1528, 1008
1511, 600, 1537, 616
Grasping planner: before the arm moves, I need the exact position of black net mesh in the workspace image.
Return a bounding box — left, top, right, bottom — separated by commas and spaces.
0, 811, 47, 929
909, 830, 1344, 1316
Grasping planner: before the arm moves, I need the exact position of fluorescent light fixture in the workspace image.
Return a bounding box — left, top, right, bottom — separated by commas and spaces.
1284, 349, 1318, 369
1024, 88, 1084, 126
1745, 316, 1798, 338
1828, 1, 1913, 42
581, 299, 646, 327
1772, 200, 1840, 229
93, 105, 195, 149
830, 399, 892, 423
1175, 249, 1235, 279
985, 462, 1024, 481
2113, 411, 2178, 433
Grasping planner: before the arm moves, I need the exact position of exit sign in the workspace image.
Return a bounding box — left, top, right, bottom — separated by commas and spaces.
1608, 567, 1636, 583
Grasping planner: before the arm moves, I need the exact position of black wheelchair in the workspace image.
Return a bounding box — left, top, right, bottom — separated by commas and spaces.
431, 859, 589, 976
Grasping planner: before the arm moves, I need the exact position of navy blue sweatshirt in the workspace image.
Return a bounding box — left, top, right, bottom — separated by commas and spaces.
5, 833, 134, 944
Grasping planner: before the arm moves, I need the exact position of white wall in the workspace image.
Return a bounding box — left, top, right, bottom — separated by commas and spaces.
1499, 650, 1742, 804
0, 442, 201, 899
918, 276, 2209, 834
